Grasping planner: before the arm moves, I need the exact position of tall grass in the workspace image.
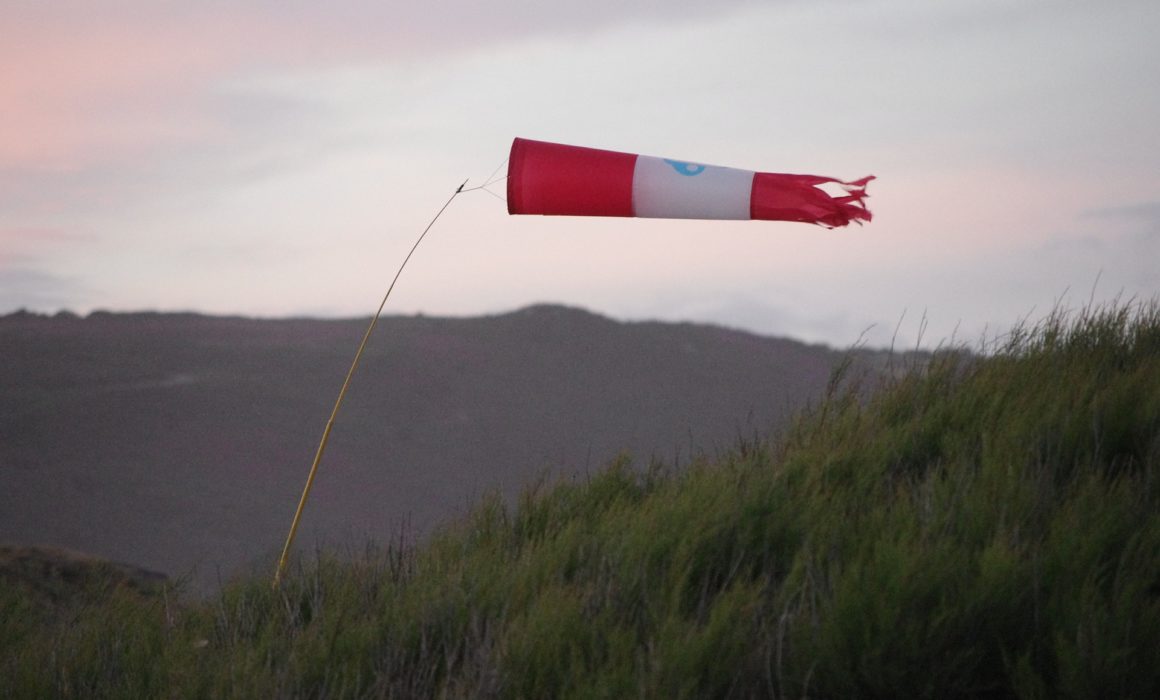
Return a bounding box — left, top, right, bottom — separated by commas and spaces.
4, 301, 1159, 698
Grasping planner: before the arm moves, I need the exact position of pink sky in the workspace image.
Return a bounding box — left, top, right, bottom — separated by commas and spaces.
2, 0, 1158, 347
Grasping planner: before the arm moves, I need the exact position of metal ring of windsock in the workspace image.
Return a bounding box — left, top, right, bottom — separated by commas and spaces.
507, 137, 873, 228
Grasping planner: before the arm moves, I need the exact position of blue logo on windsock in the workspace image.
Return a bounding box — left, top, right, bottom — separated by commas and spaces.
664, 159, 707, 176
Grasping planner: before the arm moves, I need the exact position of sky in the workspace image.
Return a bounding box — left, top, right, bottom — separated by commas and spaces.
2, 0, 1158, 348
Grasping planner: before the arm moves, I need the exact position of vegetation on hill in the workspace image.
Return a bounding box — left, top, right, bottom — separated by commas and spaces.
4, 302, 1159, 698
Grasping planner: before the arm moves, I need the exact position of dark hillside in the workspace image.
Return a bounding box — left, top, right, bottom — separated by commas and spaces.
0, 305, 845, 591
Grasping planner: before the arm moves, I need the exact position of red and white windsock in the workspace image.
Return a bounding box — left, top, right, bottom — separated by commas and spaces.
507, 137, 873, 228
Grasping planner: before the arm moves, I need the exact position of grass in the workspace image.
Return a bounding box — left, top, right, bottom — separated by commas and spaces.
3, 300, 1159, 698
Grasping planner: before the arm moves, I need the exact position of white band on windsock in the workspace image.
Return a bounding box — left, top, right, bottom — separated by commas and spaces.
631, 156, 755, 220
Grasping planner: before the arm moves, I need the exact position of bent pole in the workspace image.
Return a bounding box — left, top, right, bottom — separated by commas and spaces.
273, 180, 468, 588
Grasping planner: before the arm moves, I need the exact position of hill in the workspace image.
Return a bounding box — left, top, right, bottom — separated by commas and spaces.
0, 304, 852, 592
3, 301, 1157, 697
0, 545, 167, 607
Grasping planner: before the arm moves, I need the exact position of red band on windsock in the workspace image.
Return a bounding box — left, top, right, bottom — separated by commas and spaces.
508, 138, 637, 217
750, 173, 874, 228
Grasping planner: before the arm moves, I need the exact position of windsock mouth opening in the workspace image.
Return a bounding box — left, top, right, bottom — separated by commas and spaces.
505, 137, 529, 215
507, 137, 637, 218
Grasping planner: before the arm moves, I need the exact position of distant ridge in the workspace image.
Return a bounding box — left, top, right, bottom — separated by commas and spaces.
1, 304, 853, 593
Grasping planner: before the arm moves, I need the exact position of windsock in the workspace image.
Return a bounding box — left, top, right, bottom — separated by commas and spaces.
507, 137, 873, 228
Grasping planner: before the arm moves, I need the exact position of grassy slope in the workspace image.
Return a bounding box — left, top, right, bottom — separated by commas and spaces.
3, 303, 1159, 698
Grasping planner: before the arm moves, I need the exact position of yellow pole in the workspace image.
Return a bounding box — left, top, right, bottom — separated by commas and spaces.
273, 181, 467, 588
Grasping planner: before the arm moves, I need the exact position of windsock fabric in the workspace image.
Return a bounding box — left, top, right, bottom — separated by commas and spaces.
507, 137, 873, 228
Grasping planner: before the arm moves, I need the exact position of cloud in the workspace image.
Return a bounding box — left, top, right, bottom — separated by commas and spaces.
1, 0, 767, 229
1081, 201, 1160, 223
0, 1, 761, 173
0, 264, 85, 311
0, 227, 91, 263
0, 229, 93, 312
0, 226, 88, 243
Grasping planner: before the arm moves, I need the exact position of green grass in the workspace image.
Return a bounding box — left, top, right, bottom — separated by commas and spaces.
4, 301, 1160, 698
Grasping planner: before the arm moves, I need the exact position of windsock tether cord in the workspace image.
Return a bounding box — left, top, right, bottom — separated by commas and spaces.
273, 174, 502, 588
